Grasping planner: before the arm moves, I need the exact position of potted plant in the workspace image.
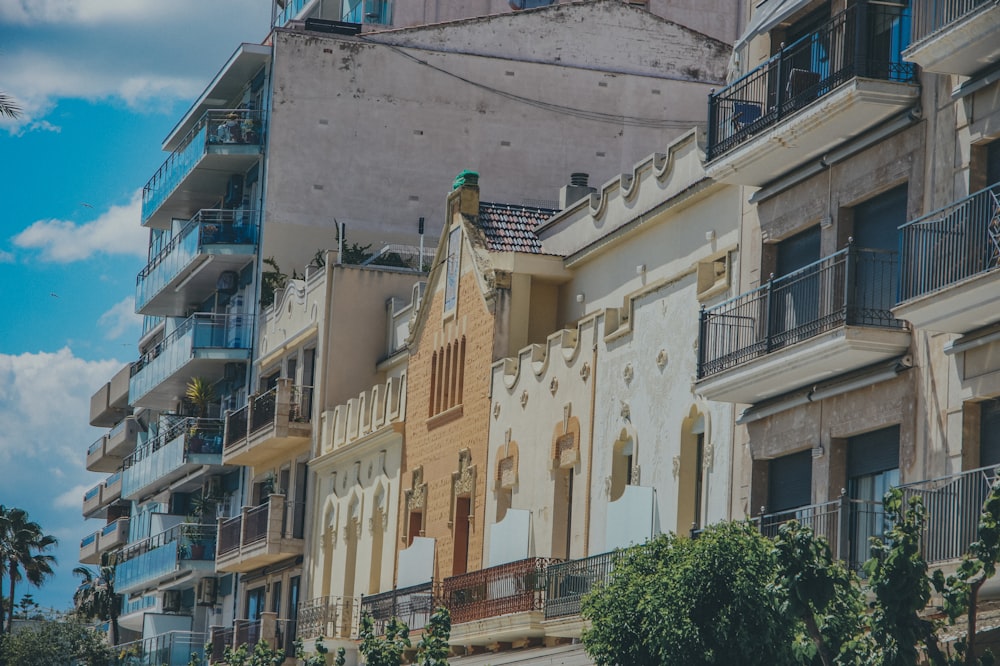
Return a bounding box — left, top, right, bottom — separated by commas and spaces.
185, 377, 216, 454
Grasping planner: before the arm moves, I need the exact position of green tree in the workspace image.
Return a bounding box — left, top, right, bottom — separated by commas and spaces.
0, 617, 113, 666
416, 607, 451, 666
295, 636, 344, 666
358, 613, 410, 666
582, 522, 798, 666
260, 257, 287, 308
72, 560, 122, 646
222, 638, 286, 666
0, 93, 20, 120
0, 506, 57, 635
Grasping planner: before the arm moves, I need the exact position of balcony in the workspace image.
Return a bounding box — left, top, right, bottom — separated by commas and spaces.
894, 184, 1000, 334
116, 523, 217, 594
543, 552, 619, 635
905, 0, 1000, 76
215, 494, 305, 573
443, 558, 558, 644
223, 381, 313, 466
115, 631, 208, 666
297, 596, 360, 642
129, 313, 250, 410
82, 483, 103, 519
705, 3, 918, 186
696, 246, 910, 403
79, 530, 100, 565
106, 415, 141, 458
361, 581, 439, 636
136, 209, 258, 316
210, 616, 296, 663
89, 363, 132, 427
899, 465, 997, 565
142, 109, 264, 229
342, 0, 392, 26
121, 418, 224, 501
103, 471, 123, 505
86, 434, 121, 473
97, 517, 130, 555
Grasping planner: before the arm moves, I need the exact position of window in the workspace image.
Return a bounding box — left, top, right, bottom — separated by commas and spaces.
848, 426, 900, 565
988, 140, 1000, 188
767, 450, 813, 515
981, 399, 1000, 467
246, 587, 265, 620
444, 227, 461, 314
428, 336, 465, 417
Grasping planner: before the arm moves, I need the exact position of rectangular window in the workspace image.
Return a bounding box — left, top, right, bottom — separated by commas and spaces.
767, 449, 813, 514
444, 227, 461, 313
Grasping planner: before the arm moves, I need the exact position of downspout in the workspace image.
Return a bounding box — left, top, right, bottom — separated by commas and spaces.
582, 332, 598, 557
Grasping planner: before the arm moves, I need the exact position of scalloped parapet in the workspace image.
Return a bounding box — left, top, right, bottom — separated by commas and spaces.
319, 372, 407, 456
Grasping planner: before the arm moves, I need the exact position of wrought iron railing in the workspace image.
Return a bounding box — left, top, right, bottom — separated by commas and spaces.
911, 0, 993, 43
250, 388, 277, 434
225, 404, 249, 449
899, 465, 999, 564
443, 558, 559, 625
544, 551, 620, 620
898, 183, 1000, 302
707, 2, 917, 161
362, 581, 441, 635
298, 596, 361, 640
698, 246, 904, 379
235, 619, 262, 650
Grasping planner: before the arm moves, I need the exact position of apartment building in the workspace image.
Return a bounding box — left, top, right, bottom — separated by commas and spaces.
80, 1, 735, 661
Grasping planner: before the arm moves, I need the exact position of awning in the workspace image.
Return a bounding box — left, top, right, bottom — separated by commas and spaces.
734, 0, 815, 49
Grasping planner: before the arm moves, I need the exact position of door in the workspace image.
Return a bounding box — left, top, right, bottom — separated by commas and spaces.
848, 426, 900, 567
771, 226, 822, 348
766, 449, 813, 534
852, 185, 907, 323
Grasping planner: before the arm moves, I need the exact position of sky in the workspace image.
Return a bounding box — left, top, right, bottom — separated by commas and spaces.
0, 0, 273, 612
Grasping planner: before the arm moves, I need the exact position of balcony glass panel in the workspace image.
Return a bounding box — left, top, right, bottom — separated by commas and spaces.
698, 246, 905, 379
898, 184, 1000, 302
141, 109, 264, 223
707, 3, 916, 161
116, 523, 217, 592
342, 0, 392, 25
275, 0, 312, 27
136, 209, 258, 312
114, 631, 207, 666
84, 484, 101, 503
911, 0, 992, 42
121, 418, 223, 500
129, 314, 249, 404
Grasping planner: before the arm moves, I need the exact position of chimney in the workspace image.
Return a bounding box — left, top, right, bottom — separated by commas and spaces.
559, 172, 596, 209
450, 170, 480, 217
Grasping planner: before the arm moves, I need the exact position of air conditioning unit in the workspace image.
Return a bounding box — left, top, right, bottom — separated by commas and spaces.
196, 577, 218, 606
162, 590, 181, 613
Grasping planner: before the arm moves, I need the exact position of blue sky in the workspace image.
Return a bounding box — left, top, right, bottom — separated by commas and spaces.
0, 0, 271, 612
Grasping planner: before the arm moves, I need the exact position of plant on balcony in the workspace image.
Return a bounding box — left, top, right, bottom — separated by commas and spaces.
260, 257, 287, 308
415, 607, 451, 666
294, 636, 345, 666
221, 637, 288, 666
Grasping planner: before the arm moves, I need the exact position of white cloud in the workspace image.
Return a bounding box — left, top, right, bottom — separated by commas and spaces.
0, 0, 272, 132
54, 483, 91, 510
12, 191, 147, 262
0, 249, 13, 263
97, 296, 142, 341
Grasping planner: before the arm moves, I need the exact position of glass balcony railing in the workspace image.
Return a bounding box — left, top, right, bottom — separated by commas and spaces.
707, 2, 916, 161
84, 484, 101, 503
142, 315, 164, 339
129, 313, 249, 405
141, 109, 264, 224
121, 595, 157, 617
898, 183, 1000, 303
113, 631, 207, 666
136, 209, 259, 313
342, 0, 392, 25
275, 0, 313, 27
116, 523, 217, 593
121, 418, 223, 500
697, 246, 905, 379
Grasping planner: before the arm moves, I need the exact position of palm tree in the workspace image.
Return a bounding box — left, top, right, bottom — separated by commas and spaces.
185, 376, 217, 419
0, 92, 20, 119
73, 561, 121, 645
0, 505, 57, 634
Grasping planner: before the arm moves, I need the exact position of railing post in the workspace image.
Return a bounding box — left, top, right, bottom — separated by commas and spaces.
764, 273, 775, 353
775, 43, 786, 119
706, 88, 717, 161
697, 304, 707, 378
854, 0, 870, 78
837, 490, 851, 567
843, 240, 856, 325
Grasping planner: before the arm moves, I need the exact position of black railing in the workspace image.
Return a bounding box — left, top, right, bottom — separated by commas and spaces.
898, 183, 1000, 302
361, 581, 441, 635
911, 0, 993, 43
218, 515, 242, 555
707, 2, 917, 161
698, 246, 905, 379
225, 404, 249, 449
250, 388, 277, 434
544, 551, 620, 620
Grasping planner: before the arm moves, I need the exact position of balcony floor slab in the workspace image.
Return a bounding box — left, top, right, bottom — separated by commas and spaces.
893, 268, 1000, 334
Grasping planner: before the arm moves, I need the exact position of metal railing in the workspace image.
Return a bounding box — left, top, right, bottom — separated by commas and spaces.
114, 523, 217, 593
911, 0, 994, 43
225, 404, 249, 449
698, 246, 904, 379
544, 551, 620, 620
218, 515, 242, 555
142, 108, 264, 222
297, 596, 361, 640
362, 581, 440, 635
707, 2, 917, 161
243, 502, 270, 545
899, 465, 999, 564
250, 388, 277, 433
136, 209, 258, 311
898, 183, 1000, 302
274, 618, 298, 656
443, 558, 559, 625
113, 630, 207, 666
234, 619, 262, 651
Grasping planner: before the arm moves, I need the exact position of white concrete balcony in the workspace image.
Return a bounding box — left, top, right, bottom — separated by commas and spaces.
97, 517, 130, 555
106, 416, 141, 459
215, 494, 305, 573
905, 0, 1000, 76
894, 184, 1000, 334
103, 471, 123, 506
696, 246, 911, 404
82, 482, 104, 519
79, 530, 100, 565
86, 434, 121, 473
705, 3, 919, 186
89, 363, 132, 427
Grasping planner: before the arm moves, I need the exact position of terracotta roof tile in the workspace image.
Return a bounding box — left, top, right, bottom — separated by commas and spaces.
477, 201, 556, 254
